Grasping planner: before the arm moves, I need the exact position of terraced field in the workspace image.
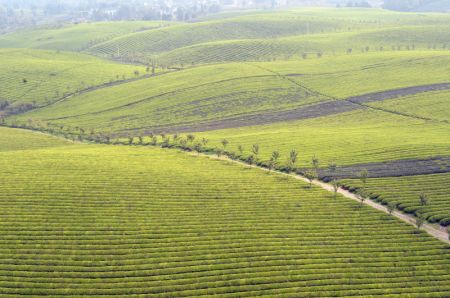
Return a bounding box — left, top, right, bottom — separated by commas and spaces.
156, 25, 450, 66
11, 52, 450, 134
0, 49, 146, 111
84, 9, 450, 65
0, 126, 71, 152
195, 109, 450, 167
1, 7, 449, 296
341, 173, 450, 226
0, 21, 168, 52
0, 127, 449, 296
368, 90, 450, 122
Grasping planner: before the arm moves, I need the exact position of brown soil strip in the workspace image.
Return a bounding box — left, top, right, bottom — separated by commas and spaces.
128, 82, 450, 134
316, 156, 450, 181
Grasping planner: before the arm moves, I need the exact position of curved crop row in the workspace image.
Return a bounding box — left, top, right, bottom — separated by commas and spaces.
0, 127, 448, 296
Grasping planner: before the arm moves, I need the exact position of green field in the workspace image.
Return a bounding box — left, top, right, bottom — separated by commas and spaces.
341, 173, 450, 226
0, 21, 169, 52
0, 127, 449, 296
0, 7, 449, 296
156, 25, 450, 66
0, 49, 147, 112
193, 109, 450, 167
0, 126, 71, 152
84, 9, 450, 65
368, 90, 450, 122
11, 51, 450, 134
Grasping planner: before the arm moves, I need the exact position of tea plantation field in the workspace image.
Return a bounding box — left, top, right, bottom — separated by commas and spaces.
0, 49, 146, 111
0, 127, 449, 296
341, 173, 450, 226
0, 21, 168, 52
0, 126, 71, 152
11, 52, 450, 134
85, 9, 450, 65
0, 7, 449, 296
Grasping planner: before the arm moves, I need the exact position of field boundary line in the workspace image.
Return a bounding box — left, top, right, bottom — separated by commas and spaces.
3, 125, 449, 245
249, 63, 450, 123
194, 151, 450, 245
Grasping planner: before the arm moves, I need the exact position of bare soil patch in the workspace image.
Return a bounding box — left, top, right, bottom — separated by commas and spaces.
131, 82, 450, 134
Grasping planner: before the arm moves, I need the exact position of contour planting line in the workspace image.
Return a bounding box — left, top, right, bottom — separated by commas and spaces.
250, 62, 450, 124
194, 151, 450, 245
3, 124, 449, 245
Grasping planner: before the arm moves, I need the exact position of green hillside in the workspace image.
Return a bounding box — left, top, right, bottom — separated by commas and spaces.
0, 126, 71, 152
85, 9, 450, 65
341, 173, 450, 226
157, 25, 450, 66
11, 51, 450, 134
0, 21, 168, 52
0, 7, 450, 295
0, 127, 448, 296
0, 48, 146, 115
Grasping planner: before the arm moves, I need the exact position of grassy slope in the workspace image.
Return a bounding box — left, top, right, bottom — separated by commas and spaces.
369, 90, 450, 122
84, 9, 450, 65
157, 25, 450, 66
195, 109, 450, 167
0, 127, 448, 296
0, 126, 71, 152
341, 173, 450, 226
12, 52, 450, 132
260, 51, 450, 98
87, 11, 366, 59
0, 48, 146, 108
0, 21, 168, 52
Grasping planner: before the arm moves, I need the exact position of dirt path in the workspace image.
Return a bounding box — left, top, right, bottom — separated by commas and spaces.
198, 153, 450, 245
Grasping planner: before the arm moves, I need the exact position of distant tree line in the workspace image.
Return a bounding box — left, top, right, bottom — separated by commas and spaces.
0, 0, 223, 29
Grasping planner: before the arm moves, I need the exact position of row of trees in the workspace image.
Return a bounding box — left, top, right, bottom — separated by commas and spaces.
1, 119, 437, 232
120, 132, 435, 231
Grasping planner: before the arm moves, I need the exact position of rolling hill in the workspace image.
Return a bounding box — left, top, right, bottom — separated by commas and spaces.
0, 7, 449, 296
0, 48, 147, 116
0, 126, 449, 296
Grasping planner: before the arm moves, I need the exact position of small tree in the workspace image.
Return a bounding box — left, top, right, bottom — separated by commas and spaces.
419, 192, 428, 206
138, 136, 143, 145
305, 169, 317, 188
150, 136, 158, 146
173, 134, 179, 143
187, 134, 195, 143
266, 151, 279, 172
201, 138, 209, 146
238, 145, 244, 155
357, 188, 366, 206
193, 142, 202, 154
332, 179, 340, 199
128, 137, 133, 145
312, 155, 319, 171
221, 139, 229, 150
415, 215, 425, 230
271, 151, 280, 165
288, 150, 298, 169
328, 161, 337, 175
387, 202, 395, 215
161, 136, 170, 147
247, 155, 255, 166
252, 144, 259, 161
358, 169, 369, 187
213, 148, 222, 158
